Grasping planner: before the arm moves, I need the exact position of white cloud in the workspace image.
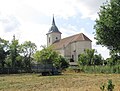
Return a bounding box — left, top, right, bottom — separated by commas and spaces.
0, 0, 107, 20
19, 22, 49, 49
74, 0, 107, 20
22, 0, 77, 19
0, 14, 20, 32
21, 0, 107, 20
0, 20, 49, 49
0, 0, 110, 59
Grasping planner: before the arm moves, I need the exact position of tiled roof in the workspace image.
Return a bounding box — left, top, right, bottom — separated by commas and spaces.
52, 33, 92, 49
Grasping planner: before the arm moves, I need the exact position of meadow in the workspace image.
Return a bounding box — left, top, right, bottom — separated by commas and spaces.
0, 73, 120, 91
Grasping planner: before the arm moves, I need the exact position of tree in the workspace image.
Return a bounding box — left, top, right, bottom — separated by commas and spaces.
78, 49, 104, 66
33, 46, 54, 62
84, 49, 95, 65
94, 0, 120, 54
8, 35, 20, 68
94, 54, 103, 65
21, 41, 37, 71
58, 55, 69, 69
78, 54, 88, 66
0, 38, 9, 68
78, 49, 95, 66
33, 46, 68, 69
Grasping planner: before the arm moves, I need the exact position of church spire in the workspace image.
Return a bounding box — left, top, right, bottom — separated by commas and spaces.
52, 15, 55, 25
47, 15, 61, 34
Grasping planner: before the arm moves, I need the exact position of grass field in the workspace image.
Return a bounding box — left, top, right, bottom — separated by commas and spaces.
0, 73, 120, 91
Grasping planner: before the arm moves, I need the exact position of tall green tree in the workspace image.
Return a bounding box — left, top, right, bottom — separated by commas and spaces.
8, 35, 20, 68
85, 49, 95, 65
21, 41, 37, 70
94, 0, 120, 54
0, 38, 9, 68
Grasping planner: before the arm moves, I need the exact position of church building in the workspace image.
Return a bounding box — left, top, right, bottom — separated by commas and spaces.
46, 16, 92, 65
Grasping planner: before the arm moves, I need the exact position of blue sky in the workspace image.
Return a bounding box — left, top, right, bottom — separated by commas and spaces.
0, 0, 110, 59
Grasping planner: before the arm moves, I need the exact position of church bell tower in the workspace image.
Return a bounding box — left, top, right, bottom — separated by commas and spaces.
46, 16, 61, 47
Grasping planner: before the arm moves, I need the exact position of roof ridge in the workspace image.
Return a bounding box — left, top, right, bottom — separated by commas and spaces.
52, 33, 92, 49
61, 33, 81, 40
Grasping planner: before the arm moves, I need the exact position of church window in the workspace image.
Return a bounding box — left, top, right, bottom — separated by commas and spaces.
49, 37, 50, 43
56, 37, 58, 40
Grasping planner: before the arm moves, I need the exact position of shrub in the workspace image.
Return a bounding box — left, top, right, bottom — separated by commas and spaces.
100, 79, 115, 91
107, 79, 115, 91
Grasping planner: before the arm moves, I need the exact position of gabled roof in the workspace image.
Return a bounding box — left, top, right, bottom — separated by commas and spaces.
52, 33, 92, 49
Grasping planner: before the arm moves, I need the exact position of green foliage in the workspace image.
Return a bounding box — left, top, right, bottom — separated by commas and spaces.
94, 54, 103, 65
20, 41, 37, 71
0, 36, 38, 73
78, 49, 103, 66
85, 49, 95, 65
57, 55, 69, 69
78, 54, 88, 66
106, 56, 120, 66
0, 38, 9, 68
20, 41, 37, 57
8, 36, 20, 68
100, 79, 115, 91
33, 46, 56, 62
79, 65, 120, 74
107, 79, 115, 91
33, 46, 69, 70
94, 0, 120, 53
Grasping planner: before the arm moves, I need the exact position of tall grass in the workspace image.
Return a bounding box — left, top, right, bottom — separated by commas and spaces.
79, 65, 120, 74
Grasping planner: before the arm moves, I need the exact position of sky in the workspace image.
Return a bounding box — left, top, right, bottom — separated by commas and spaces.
0, 0, 110, 59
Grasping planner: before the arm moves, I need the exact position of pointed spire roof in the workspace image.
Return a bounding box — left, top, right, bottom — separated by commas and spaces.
47, 15, 61, 34
52, 15, 55, 25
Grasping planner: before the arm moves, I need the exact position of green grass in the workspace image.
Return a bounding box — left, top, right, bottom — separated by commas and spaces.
0, 73, 120, 91
78, 65, 120, 73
